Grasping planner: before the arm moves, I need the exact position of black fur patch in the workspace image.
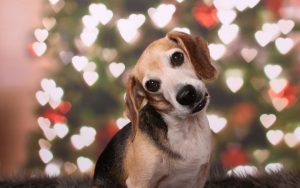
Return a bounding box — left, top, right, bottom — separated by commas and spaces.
93, 124, 131, 188
139, 104, 181, 159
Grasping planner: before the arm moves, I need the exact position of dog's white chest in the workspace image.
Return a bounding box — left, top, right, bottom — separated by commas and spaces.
159, 114, 212, 187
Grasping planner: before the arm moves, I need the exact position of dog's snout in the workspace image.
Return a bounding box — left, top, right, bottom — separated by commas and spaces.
176, 85, 202, 106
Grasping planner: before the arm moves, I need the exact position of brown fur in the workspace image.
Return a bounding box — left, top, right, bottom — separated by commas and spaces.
167, 32, 217, 80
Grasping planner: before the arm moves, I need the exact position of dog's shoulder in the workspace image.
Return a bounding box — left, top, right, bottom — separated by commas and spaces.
93, 123, 131, 187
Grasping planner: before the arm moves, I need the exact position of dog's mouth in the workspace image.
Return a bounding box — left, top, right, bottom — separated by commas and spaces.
191, 93, 208, 113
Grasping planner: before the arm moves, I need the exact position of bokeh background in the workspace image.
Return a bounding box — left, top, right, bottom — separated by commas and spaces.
0, 0, 300, 178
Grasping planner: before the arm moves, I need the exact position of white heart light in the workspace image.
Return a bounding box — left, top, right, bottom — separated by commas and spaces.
37, 117, 51, 130
43, 127, 57, 141
259, 114, 276, 129
45, 163, 61, 177
272, 97, 288, 111
72, 56, 88, 71
218, 24, 239, 44
266, 129, 284, 145
265, 163, 283, 174
214, 0, 235, 10
172, 27, 191, 34
49, 87, 64, 101
71, 135, 85, 150
234, 1, 248, 11
83, 71, 99, 86
83, 62, 97, 72
34, 29, 49, 42
284, 133, 298, 148
32, 42, 47, 56
269, 78, 287, 94
116, 117, 130, 129
148, 4, 176, 28
41, 79, 56, 92
117, 14, 145, 43
39, 148, 53, 163
77, 156, 94, 173
109, 62, 125, 78
36, 91, 49, 106
240, 48, 257, 63
89, 3, 113, 25
262, 23, 280, 41
53, 123, 69, 138
264, 64, 282, 79
294, 127, 300, 141
48, 0, 59, 5
227, 165, 258, 177
207, 114, 227, 133
217, 10, 237, 25
80, 28, 99, 47
226, 76, 244, 93
80, 126, 97, 147
208, 43, 226, 61
275, 37, 294, 55
254, 31, 271, 47
248, 0, 260, 8
49, 99, 61, 109
278, 19, 295, 35
42, 17, 56, 30
82, 15, 99, 29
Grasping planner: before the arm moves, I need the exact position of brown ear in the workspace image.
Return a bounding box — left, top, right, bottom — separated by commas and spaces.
125, 76, 144, 141
167, 31, 217, 80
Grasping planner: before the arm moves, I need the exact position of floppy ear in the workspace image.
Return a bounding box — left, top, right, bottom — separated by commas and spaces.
125, 76, 144, 141
167, 31, 217, 80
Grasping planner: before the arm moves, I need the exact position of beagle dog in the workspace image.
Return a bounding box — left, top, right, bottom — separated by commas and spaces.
93, 31, 217, 188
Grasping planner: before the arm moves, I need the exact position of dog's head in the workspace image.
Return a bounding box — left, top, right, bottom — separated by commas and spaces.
125, 31, 217, 136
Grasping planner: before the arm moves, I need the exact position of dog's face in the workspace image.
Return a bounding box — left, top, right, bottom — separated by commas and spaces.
126, 32, 217, 135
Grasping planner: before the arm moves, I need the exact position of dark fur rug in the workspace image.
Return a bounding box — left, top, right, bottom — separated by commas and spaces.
1, 171, 300, 188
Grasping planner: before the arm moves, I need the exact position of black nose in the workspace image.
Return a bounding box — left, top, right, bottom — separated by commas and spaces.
176, 85, 202, 106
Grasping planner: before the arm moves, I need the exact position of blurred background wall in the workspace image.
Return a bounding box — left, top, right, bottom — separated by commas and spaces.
0, 0, 46, 177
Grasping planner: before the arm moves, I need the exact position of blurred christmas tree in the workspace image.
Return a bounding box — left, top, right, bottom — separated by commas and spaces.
29, 0, 300, 176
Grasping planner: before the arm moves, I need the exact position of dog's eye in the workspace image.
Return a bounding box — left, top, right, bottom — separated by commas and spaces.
170, 51, 184, 66
145, 79, 160, 92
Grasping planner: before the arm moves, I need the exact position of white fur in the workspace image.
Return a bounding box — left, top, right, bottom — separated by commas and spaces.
157, 108, 212, 188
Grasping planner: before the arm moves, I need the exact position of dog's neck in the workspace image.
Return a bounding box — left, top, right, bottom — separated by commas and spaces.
138, 104, 212, 161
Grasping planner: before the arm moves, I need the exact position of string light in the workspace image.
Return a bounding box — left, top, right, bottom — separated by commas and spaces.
240, 48, 257, 63
227, 165, 258, 177
266, 129, 284, 145
265, 163, 283, 174
208, 43, 226, 61
39, 148, 54, 164
225, 69, 244, 93
259, 114, 276, 129
45, 162, 61, 176
116, 117, 130, 129
264, 64, 282, 80
117, 14, 145, 43
218, 24, 239, 44
77, 157, 94, 173
148, 4, 176, 28
108, 62, 125, 78
207, 114, 227, 133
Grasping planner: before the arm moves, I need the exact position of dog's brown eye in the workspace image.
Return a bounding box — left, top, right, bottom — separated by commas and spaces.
145, 79, 160, 92
171, 51, 184, 67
